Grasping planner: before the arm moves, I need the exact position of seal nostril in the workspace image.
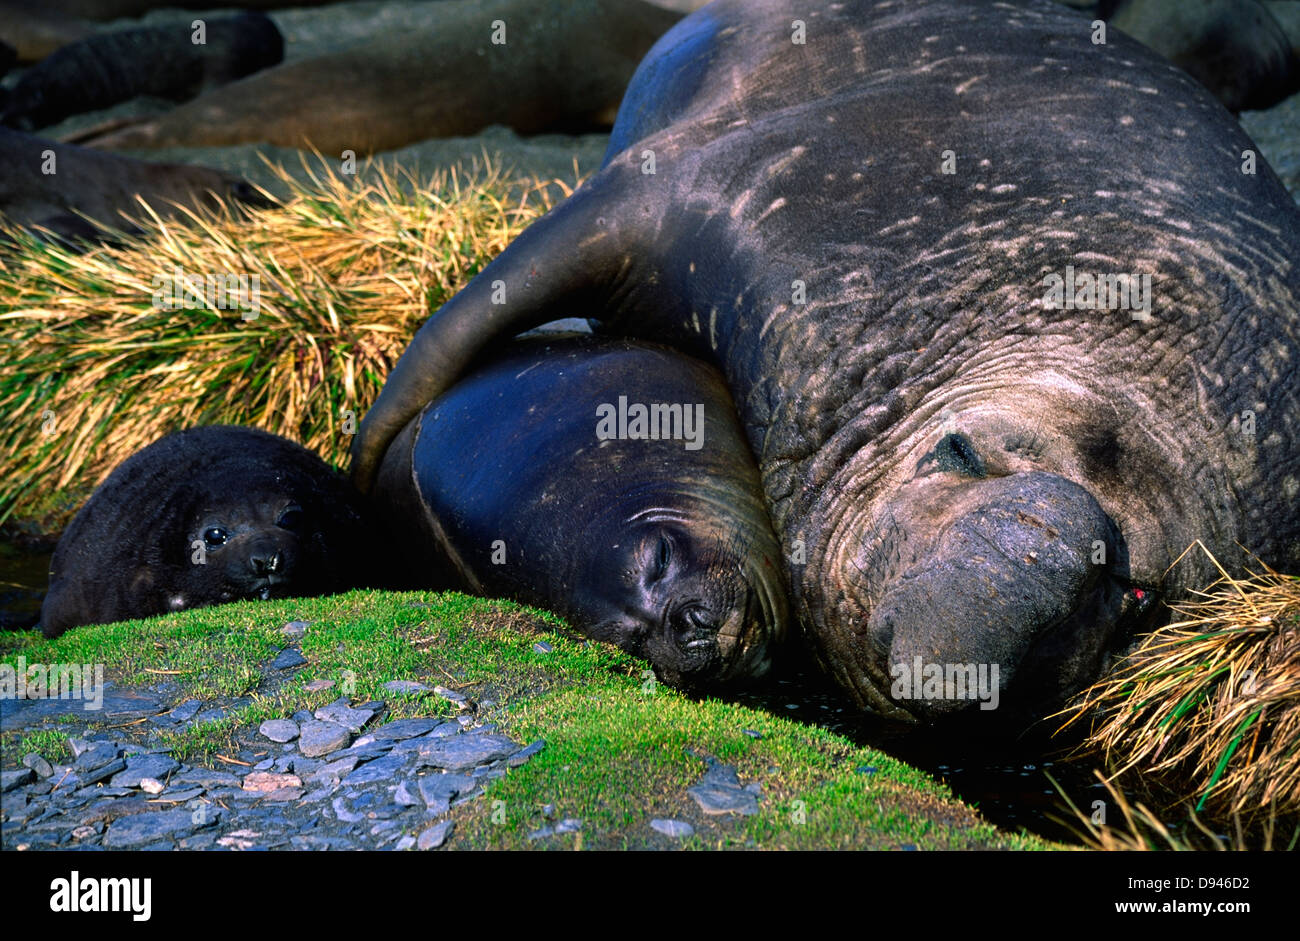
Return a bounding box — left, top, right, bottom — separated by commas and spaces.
250, 550, 282, 575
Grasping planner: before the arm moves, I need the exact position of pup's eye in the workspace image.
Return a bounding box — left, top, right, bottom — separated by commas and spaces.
203, 527, 229, 548
651, 535, 672, 581
931, 432, 986, 478
276, 506, 304, 531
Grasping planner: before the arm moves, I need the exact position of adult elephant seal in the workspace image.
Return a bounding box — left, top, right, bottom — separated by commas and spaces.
372, 334, 787, 690
79, 0, 682, 155
41, 426, 379, 637
0, 13, 284, 132
0, 128, 268, 244
351, 0, 1300, 725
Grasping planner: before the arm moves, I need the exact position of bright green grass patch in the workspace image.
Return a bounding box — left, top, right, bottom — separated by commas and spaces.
0, 589, 1052, 849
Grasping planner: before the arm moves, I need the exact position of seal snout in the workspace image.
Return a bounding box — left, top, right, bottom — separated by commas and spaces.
865, 471, 1131, 721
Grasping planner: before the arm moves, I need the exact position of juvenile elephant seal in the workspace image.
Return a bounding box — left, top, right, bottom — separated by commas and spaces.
0, 13, 284, 132
372, 335, 787, 689
353, 0, 1300, 725
41, 426, 378, 637
79, 0, 681, 155
0, 128, 268, 244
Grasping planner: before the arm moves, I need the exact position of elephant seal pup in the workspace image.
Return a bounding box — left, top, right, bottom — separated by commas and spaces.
0, 128, 268, 244
41, 426, 378, 637
372, 335, 787, 689
79, 0, 682, 155
0, 13, 284, 132
351, 0, 1300, 725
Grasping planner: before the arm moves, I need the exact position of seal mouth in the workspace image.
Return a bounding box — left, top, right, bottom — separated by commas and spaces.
249, 575, 286, 601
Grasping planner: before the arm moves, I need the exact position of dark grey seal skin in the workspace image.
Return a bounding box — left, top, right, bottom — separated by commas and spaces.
351, 0, 1300, 725
372, 334, 787, 689
0, 128, 269, 245
0, 12, 284, 132
41, 426, 379, 637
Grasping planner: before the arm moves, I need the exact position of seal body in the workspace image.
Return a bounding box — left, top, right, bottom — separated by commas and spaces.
372, 335, 787, 689
41, 425, 379, 637
0, 12, 284, 132
352, 0, 1300, 724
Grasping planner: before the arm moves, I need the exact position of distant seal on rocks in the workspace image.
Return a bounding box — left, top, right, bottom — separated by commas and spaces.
0, 128, 268, 244
0, 12, 284, 132
372, 334, 787, 689
41, 426, 378, 637
78, 0, 682, 155
352, 0, 1300, 725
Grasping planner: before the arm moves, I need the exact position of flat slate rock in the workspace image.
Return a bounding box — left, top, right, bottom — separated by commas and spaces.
270, 648, 307, 670
416, 773, 474, 803
259, 719, 300, 743
687, 763, 761, 816
507, 740, 545, 768
314, 699, 375, 733
169, 768, 241, 789
416, 734, 520, 772
103, 806, 221, 848
109, 754, 180, 788
22, 753, 53, 778
417, 820, 454, 850
341, 753, 411, 787
363, 718, 445, 743
0, 683, 162, 732
382, 681, 430, 695
651, 819, 695, 839
1, 769, 34, 792
298, 719, 353, 757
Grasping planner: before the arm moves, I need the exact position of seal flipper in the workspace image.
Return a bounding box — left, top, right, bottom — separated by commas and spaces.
351, 169, 645, 493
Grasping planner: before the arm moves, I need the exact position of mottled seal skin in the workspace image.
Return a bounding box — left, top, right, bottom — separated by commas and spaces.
0, 13, 284, 132
0, 128, 268, 245
80, 0, 682, 155
372, 335, 787, 689
352, 0, 1300, 725
41, 426, 379, 637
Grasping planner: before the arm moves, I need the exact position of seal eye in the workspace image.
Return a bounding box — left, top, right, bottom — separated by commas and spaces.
931, 432, 986, 478
276, 505, 304, 532
203, 527, 230, 549
651, 535, 673, 582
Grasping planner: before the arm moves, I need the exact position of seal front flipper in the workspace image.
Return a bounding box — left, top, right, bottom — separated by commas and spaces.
351, 166, 655, 494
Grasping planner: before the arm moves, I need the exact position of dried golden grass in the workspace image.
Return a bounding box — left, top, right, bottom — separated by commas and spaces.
1060, 542, 1300, 830
0, 152, 572, 530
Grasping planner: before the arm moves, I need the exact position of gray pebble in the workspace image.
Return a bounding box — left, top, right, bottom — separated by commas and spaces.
417, 734, 519, 773
298, 719, 353, 757
651, 819, 695, 839
382, 681, 430, 695
281, 620, 311, 638
168, 768, 241, 789
394, 781, 420, 807
170, 700, 202, 722
22, 754, 53, 778
314, 698, 375, 733
341, 753, 410, 787
417, 820, 454, 850
394, 835, 416, 851
271, 648, 307, 670
74, 742, 121, 772
507, 740, 545, 768
103, 806, 220, 848
687, 763, 760, 816
1, 769, 34, 792
252, 758, 275, 772
331, 796, 366, 824
533, 641, 553, 654
109, 754, 179, 789
555, 818, 583, 834
259, 719, 300, 743
78, 758, 127, 787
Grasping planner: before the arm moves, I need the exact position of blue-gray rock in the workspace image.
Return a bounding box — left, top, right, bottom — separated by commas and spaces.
271, 648, 307, 670
416, 773, 473, 803
394, 835, 416, 851
281, 620, 311, 638
170, 700, 202, 722
74, 742, 121, 772
507, 740, 545, 768
102, 806, 220, 848
1, 769, 34, 792
533, 641, 553, 654
394, 781, 420, 807
152, 786, 204, 804
252, 758, 275, 771
341, 753, 411, 787
741, 729, 763, 739
651, 819, 695, 839
416, 734, 519, 772
417, 820, 454, 850
168, 768, 241, 789
109, 753, 179, 788
259, 719, 299, 743
527, 826, 554, 841
555, 818, 582, 834
382, 681, 430, 695
365, 718, 445, 743
314, 698, 375, 733
331, 796, 365, 824
687, 763, 760, 816
77, 758, 126, 787
432, 685, 468, 706
856, 766, 878, 776
298, 719, 353, 757
21, 753, 53, 778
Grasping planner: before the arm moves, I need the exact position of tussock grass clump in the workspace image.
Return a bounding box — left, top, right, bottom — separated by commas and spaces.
1062, 544, 1300, 830
0, 154, 570, 531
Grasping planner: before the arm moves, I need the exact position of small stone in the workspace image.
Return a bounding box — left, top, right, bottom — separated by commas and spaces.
259, 719, 300, 743
74, 742, 121, 772
367, 718, 444, 743
314, 698, 375, 733
382, 681, 430, 695
243, 772, 303, 792
170, 700, 202, 721
331, 796, 365, 824
741, 729, 763, 739
303, 679, 335, 693
153, 786, 203, 804
541, 804, 555, 819
342, 754, 410, 787
687, 762, 760, 816
856, 765, 878, 776
416, 734, 520, 772
271, 648, 307, 670
555, 818, 582, 834
110, 753, 179, 788
253, 758, 275, 771
417, 773, 473, 804
432, 685, 467, 705
507, 740, 545, 768
67, 737, 91, 759
71, 825, 97, 840
1, 769, 34, 792
22, 754, 53, 778
78, 758, 127, 787
527, 827, 554, 841
260, 788, 304, 802
140, 778, 165, 795
394, 781, 420, 807
394, 835, 416, 851
103, 806, 220, 848
651, 819, 694, 839
298, 719, 353, 757
900, 843, 919, 851
281, 620, 311, 637
168, 768, 241, 789
417, 820, 454, 850
533, 641, 553, 654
